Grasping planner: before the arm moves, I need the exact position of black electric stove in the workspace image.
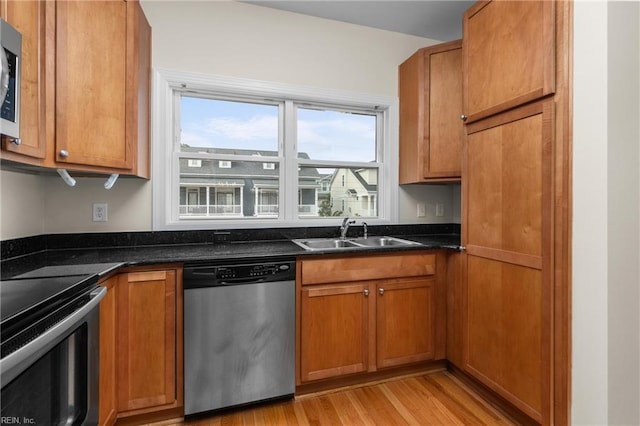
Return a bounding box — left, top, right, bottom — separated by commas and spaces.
0, 274, 99, 357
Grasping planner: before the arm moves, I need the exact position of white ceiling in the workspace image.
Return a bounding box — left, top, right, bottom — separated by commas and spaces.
242, 1, 474, 42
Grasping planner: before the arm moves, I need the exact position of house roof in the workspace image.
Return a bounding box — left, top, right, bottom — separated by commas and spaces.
328, 168, 377, 193
179, 146, 320, 180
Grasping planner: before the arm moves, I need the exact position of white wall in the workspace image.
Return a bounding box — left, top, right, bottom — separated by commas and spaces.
43, 176, 152, 235
607, 1, 640, 424
398, 184, 460, 224
572, 1, 609, 422
0, 170, 46, 239
0, 1, 456, 240
142, 1, 436, 97
573, 1, 640, 424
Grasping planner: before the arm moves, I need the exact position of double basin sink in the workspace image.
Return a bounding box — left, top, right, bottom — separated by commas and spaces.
292, 236, 421, 251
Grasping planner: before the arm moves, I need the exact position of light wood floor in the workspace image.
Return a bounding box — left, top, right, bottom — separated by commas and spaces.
168, 371, 516, 425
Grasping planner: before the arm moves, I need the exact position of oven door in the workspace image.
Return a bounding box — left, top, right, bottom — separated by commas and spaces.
0, 286, 105, 425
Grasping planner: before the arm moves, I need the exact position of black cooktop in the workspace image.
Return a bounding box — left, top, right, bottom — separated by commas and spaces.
0, 274, 99, 357
0, 275, 97, 324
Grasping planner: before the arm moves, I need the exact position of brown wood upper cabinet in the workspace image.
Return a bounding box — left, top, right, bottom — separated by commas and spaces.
399, 40, 463, 183
0, 0, 151, 178
0, 0, 47, 162
462, 0, 555, 123
297, 253, 444, 385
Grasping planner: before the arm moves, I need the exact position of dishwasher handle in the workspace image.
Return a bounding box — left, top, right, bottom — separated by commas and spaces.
218, 277, 268, 286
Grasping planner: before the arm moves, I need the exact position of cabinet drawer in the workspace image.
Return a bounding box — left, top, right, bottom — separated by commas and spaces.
300, 253, 435, 285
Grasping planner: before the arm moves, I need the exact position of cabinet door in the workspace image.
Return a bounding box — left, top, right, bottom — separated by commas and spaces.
117, 269, 178, 413
98, 276, 117, 426
0, 0, 46, 161
300, 283, 374, 382
399, 40, 462, 184
425, 44, 462, 178
462, 101, 553, 424
376, 278, 435, 369
445, 252, 463, 369
54, 0, 131, 169
463, 0, 555, 123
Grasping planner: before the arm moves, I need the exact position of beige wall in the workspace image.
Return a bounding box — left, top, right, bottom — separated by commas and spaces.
0, 170, 46, 239
573, 1, 640, 423
606, 1, 640, 423
142, 1, 437, 97
1, 0, 457, 240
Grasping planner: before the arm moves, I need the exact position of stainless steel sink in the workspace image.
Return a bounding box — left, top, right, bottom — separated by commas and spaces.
292, 236, 420, 251
293, 238, 360, 250
350, 236, 421, 247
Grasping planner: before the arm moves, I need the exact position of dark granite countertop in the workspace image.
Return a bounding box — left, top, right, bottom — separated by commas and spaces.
0, 224, 461, 281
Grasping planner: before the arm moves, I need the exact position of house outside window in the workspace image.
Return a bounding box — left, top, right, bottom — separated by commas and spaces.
152, 70, 398, 229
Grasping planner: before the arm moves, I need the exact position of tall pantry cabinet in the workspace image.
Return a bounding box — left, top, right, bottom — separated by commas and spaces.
460, 1, 571, 424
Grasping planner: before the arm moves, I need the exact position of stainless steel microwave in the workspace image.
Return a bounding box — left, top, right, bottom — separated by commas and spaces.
1, 19, 21, 142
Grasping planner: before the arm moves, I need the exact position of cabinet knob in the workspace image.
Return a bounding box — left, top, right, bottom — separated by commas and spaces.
363, 289, 370, 297
378, 288, 385, 295
9, 138, 21, 145
59, 150, 69, 158
460, 114, 468, 122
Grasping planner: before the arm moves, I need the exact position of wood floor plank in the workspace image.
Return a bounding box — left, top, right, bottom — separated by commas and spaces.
177, 371, 515, 426
352, 385, 409, 425
292, 401, 310, 426
344, 388, 381, 425
378, 383, 422, 424
383, 378, 456, 425
326, 392, 367, 425
421, 373, 510, 425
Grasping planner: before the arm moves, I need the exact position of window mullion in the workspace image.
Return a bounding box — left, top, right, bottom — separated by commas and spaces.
282, 100, 298, 221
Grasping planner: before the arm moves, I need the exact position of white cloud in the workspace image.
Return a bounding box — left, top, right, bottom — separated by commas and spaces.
204, 115, 278, 142
182, 111, 376, 161
298, 117, 376, 161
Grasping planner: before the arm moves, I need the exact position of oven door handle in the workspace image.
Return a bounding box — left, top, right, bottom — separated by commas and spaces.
0, 287, 106, 387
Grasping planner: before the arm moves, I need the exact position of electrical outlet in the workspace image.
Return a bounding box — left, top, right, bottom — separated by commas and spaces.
416, 202, 426, 217
435, 203, 445, 217
92, 203, 108, 222
214, 231, 231, 242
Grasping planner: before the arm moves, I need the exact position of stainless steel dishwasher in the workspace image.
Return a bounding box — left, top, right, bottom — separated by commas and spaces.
183, 258, 295, 416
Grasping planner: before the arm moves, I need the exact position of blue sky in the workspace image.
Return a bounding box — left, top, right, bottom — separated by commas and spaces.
180, 96, 376, 162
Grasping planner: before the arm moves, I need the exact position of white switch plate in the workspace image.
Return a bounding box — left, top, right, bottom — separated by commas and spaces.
92, 203, 108, 222
435, 203, 445, 217
417, 202, 426, 217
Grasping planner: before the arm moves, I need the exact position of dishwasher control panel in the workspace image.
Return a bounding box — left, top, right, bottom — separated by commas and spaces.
184, 260, 295, 288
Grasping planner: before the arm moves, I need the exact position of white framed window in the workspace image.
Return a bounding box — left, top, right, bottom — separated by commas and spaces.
152, 69, 399, 230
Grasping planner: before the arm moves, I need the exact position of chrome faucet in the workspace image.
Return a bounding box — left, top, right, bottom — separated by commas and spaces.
339, 217, 356, 240
362, 222, 368, 239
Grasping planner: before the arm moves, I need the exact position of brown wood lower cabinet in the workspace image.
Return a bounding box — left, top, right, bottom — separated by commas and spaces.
297, 252, 444, 386
99, 276, 118, 426
377, 278, 435, 369
97, 265, 183, 425
300, 282, 373, 382
116, 267, 183, 421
